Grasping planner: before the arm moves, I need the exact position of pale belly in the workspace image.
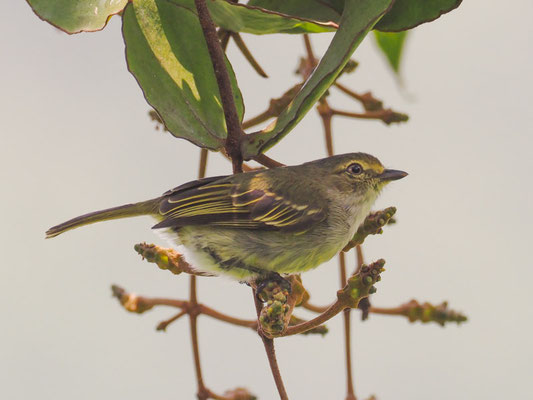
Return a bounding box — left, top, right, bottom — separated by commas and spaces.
173, 224, 351, 281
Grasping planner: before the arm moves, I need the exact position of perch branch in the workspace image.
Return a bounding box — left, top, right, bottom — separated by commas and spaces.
282, 259, 387, 336
253, 290, 289, 400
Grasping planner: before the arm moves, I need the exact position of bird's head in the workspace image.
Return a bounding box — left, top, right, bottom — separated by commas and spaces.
305, 153, 407, 197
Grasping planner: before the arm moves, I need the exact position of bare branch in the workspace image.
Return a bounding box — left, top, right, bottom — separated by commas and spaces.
253, 289, 289, 400
283, 259, 387, 336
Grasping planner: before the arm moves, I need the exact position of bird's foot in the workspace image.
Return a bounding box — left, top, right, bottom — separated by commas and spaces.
255, 273, 292, 303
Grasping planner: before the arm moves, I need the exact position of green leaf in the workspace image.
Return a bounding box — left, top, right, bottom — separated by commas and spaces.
241, 0, 394, 159
205, 1, 337, 34
123, 0, 244, 150
247, 0, 344, 24
27, 0, 127, 34
171, 0, 336, 34
375, 0, 463, 32
373, 31, 407, 73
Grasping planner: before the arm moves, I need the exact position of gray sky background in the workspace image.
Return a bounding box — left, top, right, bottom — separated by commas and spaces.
1, 1, 532, 399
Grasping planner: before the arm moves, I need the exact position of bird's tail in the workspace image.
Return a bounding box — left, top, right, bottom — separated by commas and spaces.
45, 199, 160, 239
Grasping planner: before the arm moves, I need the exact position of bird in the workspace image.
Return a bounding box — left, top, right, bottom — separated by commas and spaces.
46, 153, 407, 284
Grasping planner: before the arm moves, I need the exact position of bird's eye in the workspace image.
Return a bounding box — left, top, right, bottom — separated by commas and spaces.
347, 163, 363, 175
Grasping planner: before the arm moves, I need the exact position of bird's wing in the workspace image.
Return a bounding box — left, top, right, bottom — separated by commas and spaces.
152, 175, 326, 233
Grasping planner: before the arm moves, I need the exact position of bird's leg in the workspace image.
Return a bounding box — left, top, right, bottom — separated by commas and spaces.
255, 272, 292, 303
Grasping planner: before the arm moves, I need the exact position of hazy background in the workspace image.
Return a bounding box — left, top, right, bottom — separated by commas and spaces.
2, 1, 532, 399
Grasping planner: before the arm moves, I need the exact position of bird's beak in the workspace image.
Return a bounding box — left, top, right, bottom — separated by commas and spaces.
378, 169, 408, 181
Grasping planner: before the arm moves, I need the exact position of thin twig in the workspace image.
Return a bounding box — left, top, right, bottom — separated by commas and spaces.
340, 253, 356, 400
317, 72, 356, 399
190, 148, 209, 399
157, 310, 187, 331
334, 83, 384, 111
242, 109, 274, 130
301, 301, 329, 313
220, 148, 256, 172
190, 277, 208, 400
218, 29, 231, 51
252, 153, 285, 168
317, 99, 334, 157
253, 290, 289, 400
199, 304, 256, 329
284, 300, 347, 336
242, 83, 303, 130
194, 0, 244, 173
331, 108, 408, 125
199, 148, 209, 178
283, 257, 386, 336
231, 32, 268, 78
303, 34, 316, 65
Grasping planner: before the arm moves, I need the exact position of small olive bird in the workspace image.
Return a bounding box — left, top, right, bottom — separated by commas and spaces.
46, 153, 406, 282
